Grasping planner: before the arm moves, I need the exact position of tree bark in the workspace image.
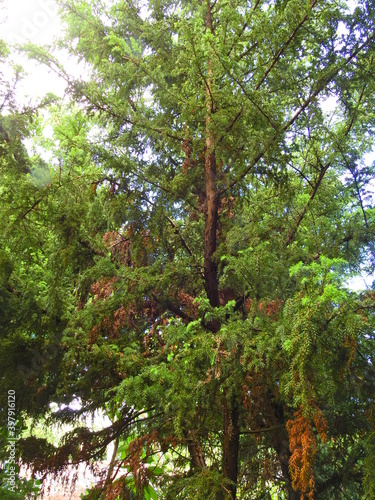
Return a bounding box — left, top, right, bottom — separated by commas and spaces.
104, 434, 120, 495
204, 141, 219, 309
270, 401, 300, 500
186, 431, 207, 470
203, 9, 219, 310
222, 399, 240, 499
273, 435, 300, 500
204, 4, 240, 498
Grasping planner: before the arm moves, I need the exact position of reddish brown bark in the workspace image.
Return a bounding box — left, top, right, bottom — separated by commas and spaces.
222, 399, 240, 499
204, 4, 240, 499
204, 142, 219, 309
203, 1, 219, 309
186, 431, 207, 470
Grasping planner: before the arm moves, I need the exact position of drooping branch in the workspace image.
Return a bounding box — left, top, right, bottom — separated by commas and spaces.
339, 151, 369, 229
285, 160, 330, 246
209, 40, 279, 130
218, 32, 375, 197
255, 0, 319, 90
226, 0, 261, 58
285, 71, 372, 247
166, 216, 198, 261
151, 292, 196, 323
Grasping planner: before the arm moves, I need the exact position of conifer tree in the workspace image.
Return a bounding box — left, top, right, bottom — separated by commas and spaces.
2, 0, 375, 498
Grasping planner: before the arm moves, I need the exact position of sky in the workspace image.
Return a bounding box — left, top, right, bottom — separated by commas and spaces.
1, 0, 61, 46
0, 0, 84, 102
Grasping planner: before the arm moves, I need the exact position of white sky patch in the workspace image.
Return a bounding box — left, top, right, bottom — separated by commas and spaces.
139, 3, 151, 21
363, 150, 375, 166
0, 5, 66, 101
347, 274, 374, 292
1, 0, 61, 46
49, 400, 113, 444
1, 0, 90, 104
320, 95, 339, 116
42, 122, 54, 139
10, 56, 67, 102
346, 0, 357, 14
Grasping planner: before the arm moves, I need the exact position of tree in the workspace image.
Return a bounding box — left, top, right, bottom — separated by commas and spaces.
0, 37, 56, 499
2, 0, 375, 498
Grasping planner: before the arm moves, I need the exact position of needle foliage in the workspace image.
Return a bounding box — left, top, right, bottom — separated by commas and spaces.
1, 1, 375, 498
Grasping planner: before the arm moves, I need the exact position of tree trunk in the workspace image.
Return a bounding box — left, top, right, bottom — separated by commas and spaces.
185, 429, 207, 470
222, 399, 240, 499
204, 143, 219, 309
204, 4, 240, 498
104, 434, 120, 495
203, 1, 219, 310
271, 430, 300, 500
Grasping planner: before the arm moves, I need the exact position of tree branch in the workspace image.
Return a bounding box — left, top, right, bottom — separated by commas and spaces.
218, 32, 375, 197
255, 0, 319, 91
285, 160, 330, 246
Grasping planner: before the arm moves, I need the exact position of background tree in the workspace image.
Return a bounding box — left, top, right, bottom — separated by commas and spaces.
1, 0, 375, 498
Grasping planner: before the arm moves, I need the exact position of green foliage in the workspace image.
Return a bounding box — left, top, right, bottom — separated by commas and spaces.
1, 1, 375, 499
